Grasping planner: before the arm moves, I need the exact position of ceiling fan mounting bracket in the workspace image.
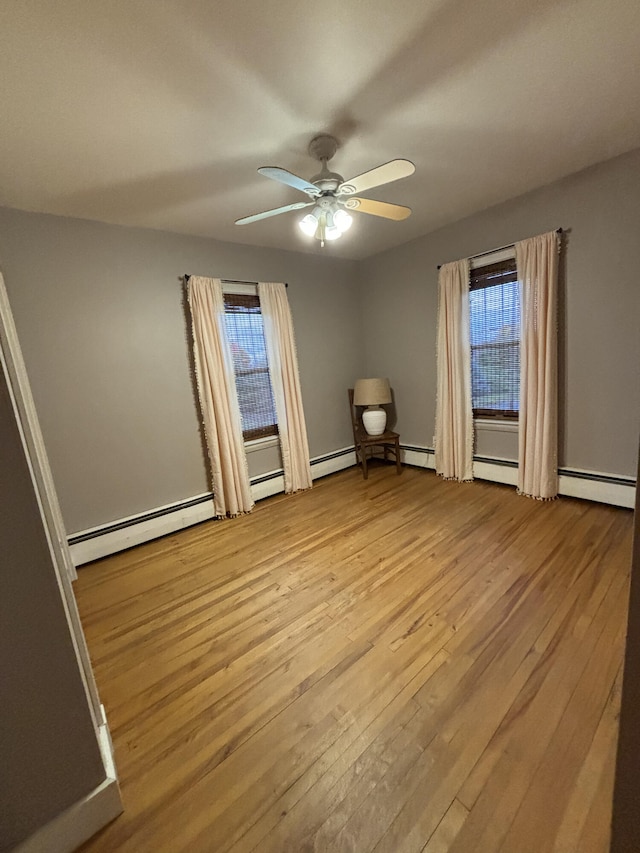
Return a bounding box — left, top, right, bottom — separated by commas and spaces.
308, 134, 338, 164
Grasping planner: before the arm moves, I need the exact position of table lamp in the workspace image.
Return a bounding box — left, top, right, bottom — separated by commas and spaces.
353, 378, 392, 435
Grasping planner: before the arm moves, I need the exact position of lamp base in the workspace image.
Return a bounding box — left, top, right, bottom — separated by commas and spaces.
362, 406, 387, 436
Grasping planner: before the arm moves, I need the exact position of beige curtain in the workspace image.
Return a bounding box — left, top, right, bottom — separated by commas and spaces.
258, 282, 312, 493
187, 276, 254, 517
516, 231, 559, 500
435, 259, 474, 481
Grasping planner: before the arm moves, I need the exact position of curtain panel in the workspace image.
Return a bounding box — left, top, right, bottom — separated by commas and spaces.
435, 258, 474, 482
187, 276, 254, 517
258, 282, 312, 493
515, 231, 559, 500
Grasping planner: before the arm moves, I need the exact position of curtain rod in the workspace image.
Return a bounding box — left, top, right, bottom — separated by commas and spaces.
183, 275, 287, 287
436, 228, 563, 270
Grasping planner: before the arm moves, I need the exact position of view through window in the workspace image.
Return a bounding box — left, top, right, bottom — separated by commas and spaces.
469, 259, 520, 418
223, 293, 278, 440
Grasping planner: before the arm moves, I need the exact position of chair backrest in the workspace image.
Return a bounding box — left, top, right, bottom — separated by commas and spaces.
347, 388, 361, 445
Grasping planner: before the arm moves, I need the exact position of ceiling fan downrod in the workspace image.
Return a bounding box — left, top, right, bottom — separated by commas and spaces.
308, 135, 344, 192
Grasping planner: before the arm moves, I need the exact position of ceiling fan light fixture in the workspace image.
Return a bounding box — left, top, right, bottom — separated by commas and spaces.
298, 204, 351, 245
299, 213, 317, 237
333, 209, 353, 232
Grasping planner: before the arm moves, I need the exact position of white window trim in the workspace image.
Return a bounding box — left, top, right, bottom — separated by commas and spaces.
470, 246, 515, 269
222, 282, 258, 296
244, 435, 279, 452
474, 418, 518, 433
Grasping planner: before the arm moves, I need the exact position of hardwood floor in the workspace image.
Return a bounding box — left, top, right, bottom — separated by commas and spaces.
74, 465, 633, 853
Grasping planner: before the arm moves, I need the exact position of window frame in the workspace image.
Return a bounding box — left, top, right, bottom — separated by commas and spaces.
222, 284, 279, 443
469, 254, 520, 421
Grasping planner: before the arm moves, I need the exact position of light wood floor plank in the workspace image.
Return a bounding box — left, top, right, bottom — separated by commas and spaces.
552, 664, 624, 852
422, 799, 469, 853
74, 466, 632, 853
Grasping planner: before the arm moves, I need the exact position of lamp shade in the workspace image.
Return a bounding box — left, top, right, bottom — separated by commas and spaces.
353, 378, 391, 406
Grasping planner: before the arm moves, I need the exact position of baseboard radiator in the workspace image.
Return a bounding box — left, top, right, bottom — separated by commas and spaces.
69, 445, 635, 567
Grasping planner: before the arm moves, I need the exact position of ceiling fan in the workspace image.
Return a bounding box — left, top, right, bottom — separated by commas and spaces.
235, 134, 415, 246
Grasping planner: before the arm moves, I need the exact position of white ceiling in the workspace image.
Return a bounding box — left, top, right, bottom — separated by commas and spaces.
1, 0, 639, 260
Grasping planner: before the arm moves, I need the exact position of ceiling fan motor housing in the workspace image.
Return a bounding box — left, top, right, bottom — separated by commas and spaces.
311, 171, 344, 192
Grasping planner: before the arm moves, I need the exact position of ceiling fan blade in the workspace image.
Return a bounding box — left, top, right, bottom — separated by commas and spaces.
235, 200, 313, 225
339, 159, 415, 196
258, 167, 319, 196
346, 197, 412, 221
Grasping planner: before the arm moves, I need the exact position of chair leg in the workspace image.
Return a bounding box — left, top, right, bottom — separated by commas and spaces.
362, 447, 368, 479
395, 438, 401, 474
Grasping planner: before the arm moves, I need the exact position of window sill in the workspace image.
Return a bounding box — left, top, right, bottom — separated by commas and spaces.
244, 436, 280, 453
474, 418, 518, 433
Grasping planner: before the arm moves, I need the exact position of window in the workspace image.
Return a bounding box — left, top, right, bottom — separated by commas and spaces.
469, 258, 520, 419
223, 293, 278, 441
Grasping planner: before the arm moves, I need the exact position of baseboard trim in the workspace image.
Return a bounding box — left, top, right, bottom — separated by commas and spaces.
401, 446, 636, 508
14, 732, 122, 853
70, 447, 356, 565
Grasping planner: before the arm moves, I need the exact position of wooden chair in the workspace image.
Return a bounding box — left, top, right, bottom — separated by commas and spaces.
348, 388, 402, 480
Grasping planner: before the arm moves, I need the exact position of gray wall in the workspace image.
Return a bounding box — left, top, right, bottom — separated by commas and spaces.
359, 148, 640, 477
0, 148, 637, 540
0, 364, 105, 848
0, 211, 363, 533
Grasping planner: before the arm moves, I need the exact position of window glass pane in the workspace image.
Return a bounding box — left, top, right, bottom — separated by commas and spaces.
223, 294, 278, 440
470, 278, 520, 415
